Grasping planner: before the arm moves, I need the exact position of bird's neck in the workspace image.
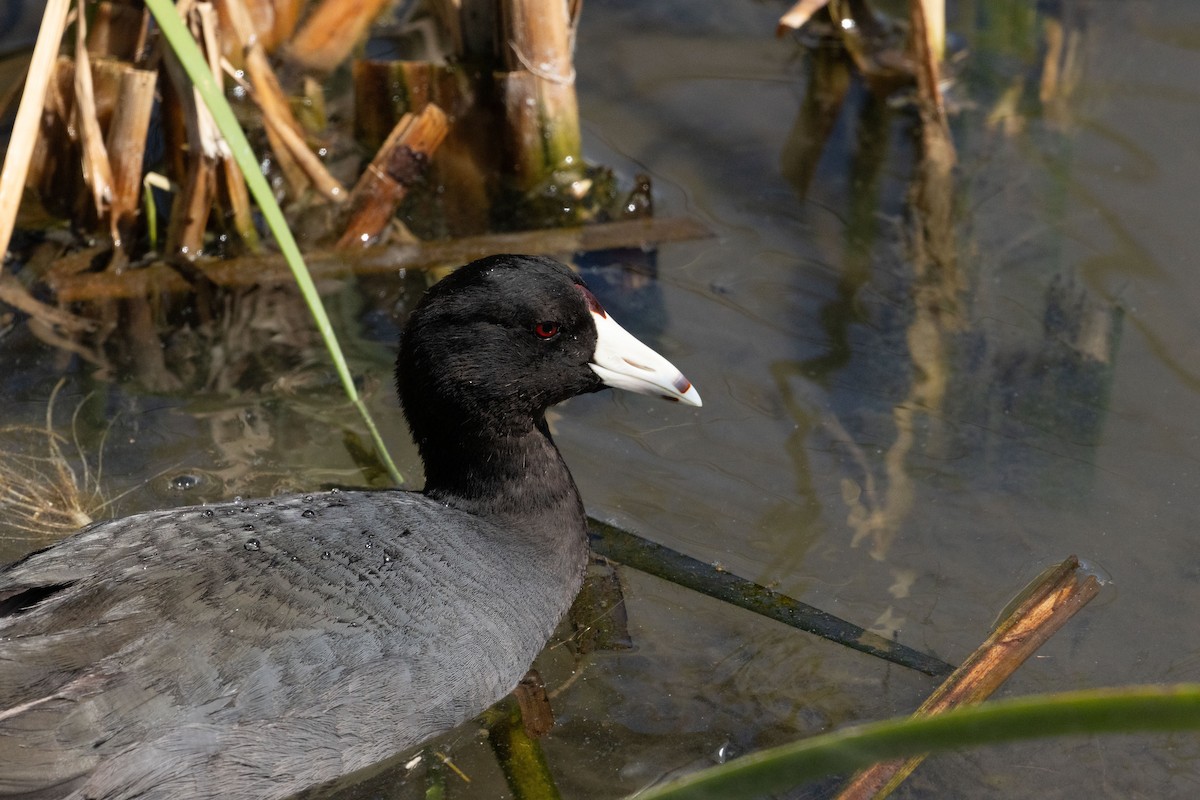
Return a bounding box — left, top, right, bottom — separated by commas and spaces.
419, 418, 586, 527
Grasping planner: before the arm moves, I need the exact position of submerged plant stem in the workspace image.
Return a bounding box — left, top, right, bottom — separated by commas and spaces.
587, 518, 955, 677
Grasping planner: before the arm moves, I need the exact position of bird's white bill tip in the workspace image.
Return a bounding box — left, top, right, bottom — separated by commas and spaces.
588, 310, 702, 407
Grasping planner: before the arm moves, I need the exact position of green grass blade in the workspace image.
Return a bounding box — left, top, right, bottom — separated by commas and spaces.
143, 0, 402, 485
635, 683, 1200, 799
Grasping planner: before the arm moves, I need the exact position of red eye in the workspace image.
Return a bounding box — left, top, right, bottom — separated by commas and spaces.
534, 321, 560, 339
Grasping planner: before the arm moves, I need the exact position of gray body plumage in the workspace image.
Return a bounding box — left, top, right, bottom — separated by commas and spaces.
0, 489, 587, 799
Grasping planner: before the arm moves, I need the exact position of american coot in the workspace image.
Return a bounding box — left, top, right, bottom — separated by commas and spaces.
0, 255, 701, 799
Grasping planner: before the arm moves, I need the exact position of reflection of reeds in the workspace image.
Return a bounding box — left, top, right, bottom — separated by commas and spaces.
0, 380, 109, 540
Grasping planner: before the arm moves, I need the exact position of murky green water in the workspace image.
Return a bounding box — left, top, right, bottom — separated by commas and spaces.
4, 0, 1200, 797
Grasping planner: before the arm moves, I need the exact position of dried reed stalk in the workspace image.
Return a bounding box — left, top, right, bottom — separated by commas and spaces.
916, 0, 944, 62
242, 0, 303, 53
500, 0, 582, 193
218, 150, 260, 250
190, 2, 257, 248
25, 58, 78, 212
287, 0, 393, 73
165, 152, 218, 258
337, 103, 450, 248
835, 556, 1101, 799
260, 107, 347, 201
73, 0, 117, 232
89, 58, 128, 135
0, 0, 72, 272
219, 0, 346, 201
776, 0, 831, 36
161, 4, 225, 256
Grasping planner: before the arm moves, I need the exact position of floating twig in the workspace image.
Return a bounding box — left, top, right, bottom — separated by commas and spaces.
47, 216, 713, 301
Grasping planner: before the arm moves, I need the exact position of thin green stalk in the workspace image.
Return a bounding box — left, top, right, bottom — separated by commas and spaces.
144, 0, 402, 485
635, 684, 1200, 800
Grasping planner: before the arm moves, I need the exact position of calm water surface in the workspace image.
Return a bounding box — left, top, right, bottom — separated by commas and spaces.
3, 0, 1200, 797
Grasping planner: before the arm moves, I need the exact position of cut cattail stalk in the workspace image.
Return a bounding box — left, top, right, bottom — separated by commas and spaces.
353, 59, 492, 235
500, 0, 583, 194
336, 103, 450, 249
835, 556, 1101, 800
105, 65, 157, 253
287, 0, 393, 73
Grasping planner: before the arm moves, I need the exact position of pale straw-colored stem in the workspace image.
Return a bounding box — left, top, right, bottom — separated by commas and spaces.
0, 0, 72, 271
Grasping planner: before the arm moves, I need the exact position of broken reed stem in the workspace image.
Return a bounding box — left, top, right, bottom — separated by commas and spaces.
353, 59, 495, 235
916, 0, 945, 63
105, 67, 157, 252
260, 106, 347, 201
834, 556, 1102, 800
0, 0, 72, 271
337, 104, 450, 248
